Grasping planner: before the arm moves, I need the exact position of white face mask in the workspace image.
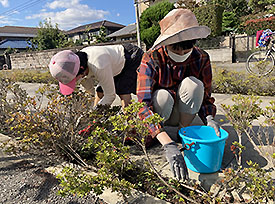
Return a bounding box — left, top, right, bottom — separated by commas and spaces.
167, 48, 193, 62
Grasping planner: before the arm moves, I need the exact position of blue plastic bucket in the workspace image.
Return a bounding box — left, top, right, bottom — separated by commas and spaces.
179, 126, 228, 173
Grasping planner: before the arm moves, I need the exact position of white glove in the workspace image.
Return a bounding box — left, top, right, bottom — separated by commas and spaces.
206, 115, 221, 137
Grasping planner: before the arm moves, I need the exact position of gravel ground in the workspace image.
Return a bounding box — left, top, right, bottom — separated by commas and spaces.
0, 154, 107, 204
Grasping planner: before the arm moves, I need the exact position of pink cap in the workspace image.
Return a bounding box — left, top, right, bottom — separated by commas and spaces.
49, 50, 80, 95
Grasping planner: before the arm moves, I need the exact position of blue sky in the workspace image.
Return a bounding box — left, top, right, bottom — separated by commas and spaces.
0, 0, 137, 30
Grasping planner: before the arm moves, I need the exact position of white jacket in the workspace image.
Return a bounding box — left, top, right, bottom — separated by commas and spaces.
80, 45, 125, 105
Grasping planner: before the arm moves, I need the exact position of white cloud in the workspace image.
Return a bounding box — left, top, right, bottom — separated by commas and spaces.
46, 0, 79, 9
0, 0, 9, 7
26, 0, 109, 30
116, 13, 120, 17
0, 15, 16, 24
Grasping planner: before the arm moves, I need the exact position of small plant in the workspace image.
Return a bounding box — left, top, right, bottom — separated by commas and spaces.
216, 158, 275, 203
222, 94, 274, 166
230, 141, 246, 166
2, 83, 94, 162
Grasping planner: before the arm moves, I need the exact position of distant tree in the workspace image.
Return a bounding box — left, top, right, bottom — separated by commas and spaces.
248, 0, 274, 14
139, 1, 175, 49
74, 39, 83, 46
84, 25, 93, 45
29, 19, 70, 51
175, 0, 201, 11
222, 11, 239, 33
4, 47, 18, 55
92, 26, 110, 44
204, 0, 249, 17
204, 0, 250, 34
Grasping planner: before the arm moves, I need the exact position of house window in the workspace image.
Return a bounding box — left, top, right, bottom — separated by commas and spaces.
121, 36, 136, 41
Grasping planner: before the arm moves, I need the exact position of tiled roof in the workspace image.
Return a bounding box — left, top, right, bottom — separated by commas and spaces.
0, 26, 38, 35
66, 20, 125, 34
0, 38, 32, 49
107, 23, 136, 37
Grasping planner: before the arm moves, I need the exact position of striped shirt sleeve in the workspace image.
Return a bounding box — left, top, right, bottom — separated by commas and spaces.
137, 52, 163, 137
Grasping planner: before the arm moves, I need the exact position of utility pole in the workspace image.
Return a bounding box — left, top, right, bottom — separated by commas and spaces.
134, 0, 141, 48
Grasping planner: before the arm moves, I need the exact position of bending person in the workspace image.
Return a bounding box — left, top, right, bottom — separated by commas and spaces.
49, 44, 144, 108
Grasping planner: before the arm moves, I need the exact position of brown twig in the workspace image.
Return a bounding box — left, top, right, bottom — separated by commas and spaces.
133, 138, 201, 203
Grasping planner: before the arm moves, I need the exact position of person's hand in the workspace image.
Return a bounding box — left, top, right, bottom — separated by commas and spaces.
163, 142, 188, 180
206, 115, 221, 137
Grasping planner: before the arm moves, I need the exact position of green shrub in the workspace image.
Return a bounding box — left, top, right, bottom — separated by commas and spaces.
241, 16, 275, 35
0, 81, 206, 203
212, 69, 275, 96
0, 69, 57, 84
194, 4, 224, 37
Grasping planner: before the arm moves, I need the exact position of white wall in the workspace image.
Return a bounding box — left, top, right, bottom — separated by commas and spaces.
205, 48, 232, 62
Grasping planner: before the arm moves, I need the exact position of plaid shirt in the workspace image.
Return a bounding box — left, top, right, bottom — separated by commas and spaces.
137, 46, 216, 137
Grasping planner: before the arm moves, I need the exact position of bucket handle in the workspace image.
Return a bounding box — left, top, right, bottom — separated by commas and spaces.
180, 142, 195, 151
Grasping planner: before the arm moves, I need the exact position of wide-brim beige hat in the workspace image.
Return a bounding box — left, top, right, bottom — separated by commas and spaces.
152, 8, 211, 49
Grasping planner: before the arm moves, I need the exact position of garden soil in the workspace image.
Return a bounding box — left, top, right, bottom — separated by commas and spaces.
0, 148, 107, 204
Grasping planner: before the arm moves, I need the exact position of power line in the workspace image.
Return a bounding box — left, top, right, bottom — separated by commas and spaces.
0, 0, 48, 18
0, 0, 39, 16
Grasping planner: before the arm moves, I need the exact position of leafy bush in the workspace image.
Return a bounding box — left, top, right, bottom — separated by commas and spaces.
218, 95, 275, 202
1, 72, 275, 203
212, 69, 275, 96
248, 0, 274, 14
194, 4, 224, 37
222, 95, 275, 166
0, 69, 57, 84
3, 68, 275, 97
0, 78, 209, 203
241, 16, 275, 35
0, 78, 16, 134
216, 161, 275, 203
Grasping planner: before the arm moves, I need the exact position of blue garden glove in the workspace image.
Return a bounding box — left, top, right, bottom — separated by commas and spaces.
206, 115, 221, 137
163, 142, 188, 180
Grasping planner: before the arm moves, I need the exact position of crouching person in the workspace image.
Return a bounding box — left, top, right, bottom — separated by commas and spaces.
137, 9, 220, 180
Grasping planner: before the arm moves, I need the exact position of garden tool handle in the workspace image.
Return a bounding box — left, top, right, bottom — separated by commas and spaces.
180, 142, 195, 151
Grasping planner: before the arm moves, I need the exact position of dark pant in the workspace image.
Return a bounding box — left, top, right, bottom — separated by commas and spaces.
96, 43, 144, 95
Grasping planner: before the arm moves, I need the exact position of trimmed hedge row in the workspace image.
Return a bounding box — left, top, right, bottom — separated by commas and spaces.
1, 68, 275, 96
212, 68, 275, 96
241, 16, 275, 35
0, 70, 57, 84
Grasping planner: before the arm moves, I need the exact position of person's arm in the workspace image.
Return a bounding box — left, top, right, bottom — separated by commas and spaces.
96, 67, 116, 106
137, 52, 165, 139
156, 131, 173, 145
80, 76, 95, 95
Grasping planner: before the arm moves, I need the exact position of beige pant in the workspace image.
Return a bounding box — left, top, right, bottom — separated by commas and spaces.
152, 76, 204, 126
